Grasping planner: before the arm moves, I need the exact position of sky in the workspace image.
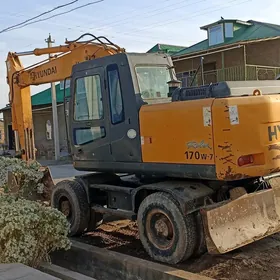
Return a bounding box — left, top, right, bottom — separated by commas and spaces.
0, 0, 279, 111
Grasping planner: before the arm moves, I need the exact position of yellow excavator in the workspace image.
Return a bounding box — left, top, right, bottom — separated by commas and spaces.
5, 33, 280, 264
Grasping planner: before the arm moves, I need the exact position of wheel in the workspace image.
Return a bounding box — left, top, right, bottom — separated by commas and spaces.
192, 211, 207, 257
51, 180, 90, 236
137, 192, 196, 264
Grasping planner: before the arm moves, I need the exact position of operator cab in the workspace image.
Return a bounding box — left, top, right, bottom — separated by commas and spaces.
68, 52, 176, 172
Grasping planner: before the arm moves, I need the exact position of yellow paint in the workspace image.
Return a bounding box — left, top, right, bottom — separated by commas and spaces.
140, 99, 215, 165
6, 40, 125, 162
140, 94, 280, 181
213, 94, 280, 180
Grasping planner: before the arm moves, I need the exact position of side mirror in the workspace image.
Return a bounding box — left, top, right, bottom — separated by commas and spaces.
167, 79, 182, 97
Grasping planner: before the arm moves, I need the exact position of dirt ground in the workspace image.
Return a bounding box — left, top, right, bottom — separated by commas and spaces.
76, 219, 280, 280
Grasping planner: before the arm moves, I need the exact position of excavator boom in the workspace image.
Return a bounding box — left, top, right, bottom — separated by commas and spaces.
6, 34, 125, 161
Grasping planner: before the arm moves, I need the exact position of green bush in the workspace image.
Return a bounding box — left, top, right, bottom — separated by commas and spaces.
0, 157, 45, 198
0, 195, 71, 268
0, 157, 71, 267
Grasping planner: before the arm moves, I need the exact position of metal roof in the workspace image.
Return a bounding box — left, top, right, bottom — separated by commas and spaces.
147, 43, 187, 55
173, 20, 280, 58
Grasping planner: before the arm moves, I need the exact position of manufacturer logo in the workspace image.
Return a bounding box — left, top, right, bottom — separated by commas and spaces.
30, 66, 57, 81
186, 140, 211, 149
268, 125, 280, 141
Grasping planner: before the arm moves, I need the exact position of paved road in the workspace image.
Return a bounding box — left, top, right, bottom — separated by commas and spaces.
0, 264, 59, 280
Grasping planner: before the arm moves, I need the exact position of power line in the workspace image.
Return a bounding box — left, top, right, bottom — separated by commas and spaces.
120, 0, 252, 37
101, 0, 207, 31
85, 0, 172, 30
54, 0, 205, 41
1, 0, 104, 34
91, 0, 190, 31
0, 0, 79, 34
52, 0, 173, 34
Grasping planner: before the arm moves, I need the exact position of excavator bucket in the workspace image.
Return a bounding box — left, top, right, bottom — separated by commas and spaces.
39, 165, 55, 201
7, 164, 54, 202
201, 180, 280, 254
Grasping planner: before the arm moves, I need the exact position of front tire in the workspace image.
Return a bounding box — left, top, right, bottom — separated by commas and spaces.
137, 192, 196, 264
51, 180, 90, 236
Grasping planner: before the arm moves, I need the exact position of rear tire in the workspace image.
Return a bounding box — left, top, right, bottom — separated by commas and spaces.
137, 192, 196, 264
51, 180, 90, 236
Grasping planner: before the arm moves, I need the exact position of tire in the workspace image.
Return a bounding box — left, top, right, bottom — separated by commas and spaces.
51, 180, 90, 236
192, 211, 207, 257
137, 192, 196, 264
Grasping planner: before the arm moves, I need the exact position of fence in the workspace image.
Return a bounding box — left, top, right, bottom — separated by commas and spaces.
178, 65, 280, 86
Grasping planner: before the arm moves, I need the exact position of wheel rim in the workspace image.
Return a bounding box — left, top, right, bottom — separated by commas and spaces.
146, 209, 175, 250
59, 197, 73, 223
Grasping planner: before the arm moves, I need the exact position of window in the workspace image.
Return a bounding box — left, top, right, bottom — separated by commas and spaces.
176, 71, 197, 87
177, 72, 189, 87
136, 66, 171, 99
225, 23, 234, 38
74, 75, 103, 121
74, 126, 105, 145
107, 65, 124, 124
209, 24, 224, 46
60, 79, 71, 90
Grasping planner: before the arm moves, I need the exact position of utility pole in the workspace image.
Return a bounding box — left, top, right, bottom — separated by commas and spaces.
45, 34, 60, 160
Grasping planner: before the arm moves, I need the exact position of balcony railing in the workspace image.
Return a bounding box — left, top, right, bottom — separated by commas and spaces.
180, 65, 280, 87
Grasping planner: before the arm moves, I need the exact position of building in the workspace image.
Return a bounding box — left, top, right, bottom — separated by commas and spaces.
0, 82, 70, 159
0, 120, 4, 145
172, 19, 280, 86
147, 43, 187, 55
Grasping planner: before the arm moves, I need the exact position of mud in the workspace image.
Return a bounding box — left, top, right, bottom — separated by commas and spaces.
77, 219, 280, 280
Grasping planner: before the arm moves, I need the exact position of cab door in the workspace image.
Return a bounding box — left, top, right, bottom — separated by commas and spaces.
69, 66, 112, 162
106, 63, 142, 162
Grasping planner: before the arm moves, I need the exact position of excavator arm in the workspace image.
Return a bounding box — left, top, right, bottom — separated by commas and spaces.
5, 34, 125, 161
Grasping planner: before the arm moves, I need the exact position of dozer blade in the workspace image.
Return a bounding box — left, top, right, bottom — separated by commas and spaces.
201, 186, 280, 254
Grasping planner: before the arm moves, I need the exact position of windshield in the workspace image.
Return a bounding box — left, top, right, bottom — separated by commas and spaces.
135, 66, 171, 100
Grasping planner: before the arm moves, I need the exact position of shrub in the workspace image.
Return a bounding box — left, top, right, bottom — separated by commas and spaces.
0, 195, 71, 268
0, 157, 45, 198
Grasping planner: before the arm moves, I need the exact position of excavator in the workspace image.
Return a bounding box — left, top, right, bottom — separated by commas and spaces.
5, 33, 280, 264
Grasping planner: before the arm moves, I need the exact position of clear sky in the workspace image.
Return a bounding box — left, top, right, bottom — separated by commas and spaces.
0, 0, 279, 110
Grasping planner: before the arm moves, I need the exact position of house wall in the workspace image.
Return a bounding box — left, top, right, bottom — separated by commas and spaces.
0, 121, 4, 145
246, 39, 280, 66
3, 112, 12, 149
173, 39, 280, 85
2, 105, 69, 159
174, 47, 244, 73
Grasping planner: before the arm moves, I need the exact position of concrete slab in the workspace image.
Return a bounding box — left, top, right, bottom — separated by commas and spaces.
52, 240, 214, 280
0, 263, 60, 280
40, 263, 96, 280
